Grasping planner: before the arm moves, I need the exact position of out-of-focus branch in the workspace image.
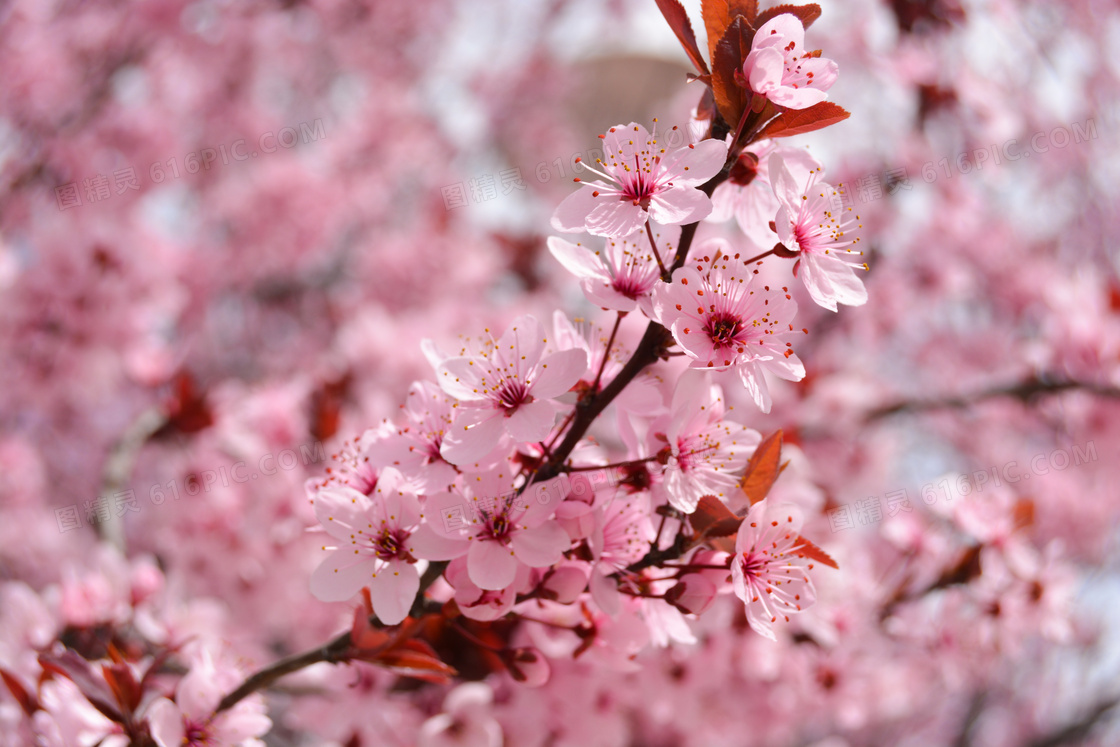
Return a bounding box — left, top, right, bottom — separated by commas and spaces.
98, 408, 167, 553
534, 169, 729, 483
1025, 696, 1119, 747
866, 376, 1120, 421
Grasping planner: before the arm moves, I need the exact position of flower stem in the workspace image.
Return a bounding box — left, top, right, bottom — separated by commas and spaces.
645, 220, 670, 280
590, 313, 623, 396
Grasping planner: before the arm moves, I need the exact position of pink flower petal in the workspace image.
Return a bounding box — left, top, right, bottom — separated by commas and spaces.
441, 411, 506, 466
510, 521, 571, 567
369, 560, 419, 625
551, 184, 609, 233
800, 252, 868, 311
313, 486, 374, 541
586, 198, 648, 238
530, 348, 588, 399
310, 550, 377, 603
768, 85, 829, 109
147, 698, 185, 747
647, 184, 712, 226
768, 153, 805, 218
409, 522, 470, 560
737, 359, 773, 413
436, 357, 486, 401
746, 46, 785, 96
547, 237, 612, 282
756, 14, 807, 50
467, 539, 519, 591
504, 399, 558, 444
498, 315, 546, 379
658, 138, 728, 186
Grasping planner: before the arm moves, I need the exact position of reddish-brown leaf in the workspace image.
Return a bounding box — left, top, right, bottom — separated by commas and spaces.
741, 429, 783, 505
374, 647, 457, 683
102, 661, 142, 714
1, 669, 37, 717
755, 101, 850, 139
701, 0, 733, 63
38, 651, 123, 723
795, 535, 839, 569
655, 0, 709, 75
710, 17, 753, 129
1013, 498, 1034, 531
691, 495, 742, 539
729, 0, 759, 21
754, 3, 822, 30
156, 371, 214, 437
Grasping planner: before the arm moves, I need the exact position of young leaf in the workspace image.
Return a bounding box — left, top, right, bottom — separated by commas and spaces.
702, 0, 734, 64
754, 3, 823, 30
794, 535, 839, 569
740, 429, 783, 505
1, 669, 37, 717
691, 494, 742, 539
654, 0, 710, 75
710, 17, 753, 129
755, 101, 850, 139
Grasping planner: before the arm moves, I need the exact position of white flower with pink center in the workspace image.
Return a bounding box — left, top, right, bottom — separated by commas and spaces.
771, 153, 867, 312
368, 380, 458, 493
655, 372, 761, 514
428, 470, 571, 591
551, 121, 726, 238
731, 499, 817, 641
436, 315, 587, 466
743, 14, 839, 110
547, 225, 679, 317
309, 470, 467, 624
653, 239, 807, 412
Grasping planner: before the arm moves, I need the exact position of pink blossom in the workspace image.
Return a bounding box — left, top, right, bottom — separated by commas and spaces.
551, 311, 662, 415
731, 500, 817, 641
771, 154, 867, 311
709, 142, 823, 249
309, 471, 466, 624
418, 683, 503, 747
551, 122, 726, 237
147, 651, 271, 747
368, 380, 459, 493
547, 225, 679, 316
428, 470, 572, 591
743, 14, 839, 110
653, 241, 807, 412
435, 315, 587, 466
654, 372, 761, 513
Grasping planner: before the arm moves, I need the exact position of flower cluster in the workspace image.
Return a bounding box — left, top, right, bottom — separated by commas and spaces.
298, 10, 862, 679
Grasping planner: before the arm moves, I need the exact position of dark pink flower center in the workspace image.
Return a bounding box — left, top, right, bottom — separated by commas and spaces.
498, 380, 530, 413
620, 155, 658, 207
374, 529, 406, 560
185, 721, 211, 745
705, 312, 743, 347
487, 512, 511, 540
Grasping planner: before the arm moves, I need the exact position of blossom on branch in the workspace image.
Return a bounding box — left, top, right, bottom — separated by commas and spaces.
551, 122, 726, 237
434, 316, 587, 466
743, 14, 839, 110
731, 499, 818, 641
771, 154, 867, 311
653, 240, 807, 412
